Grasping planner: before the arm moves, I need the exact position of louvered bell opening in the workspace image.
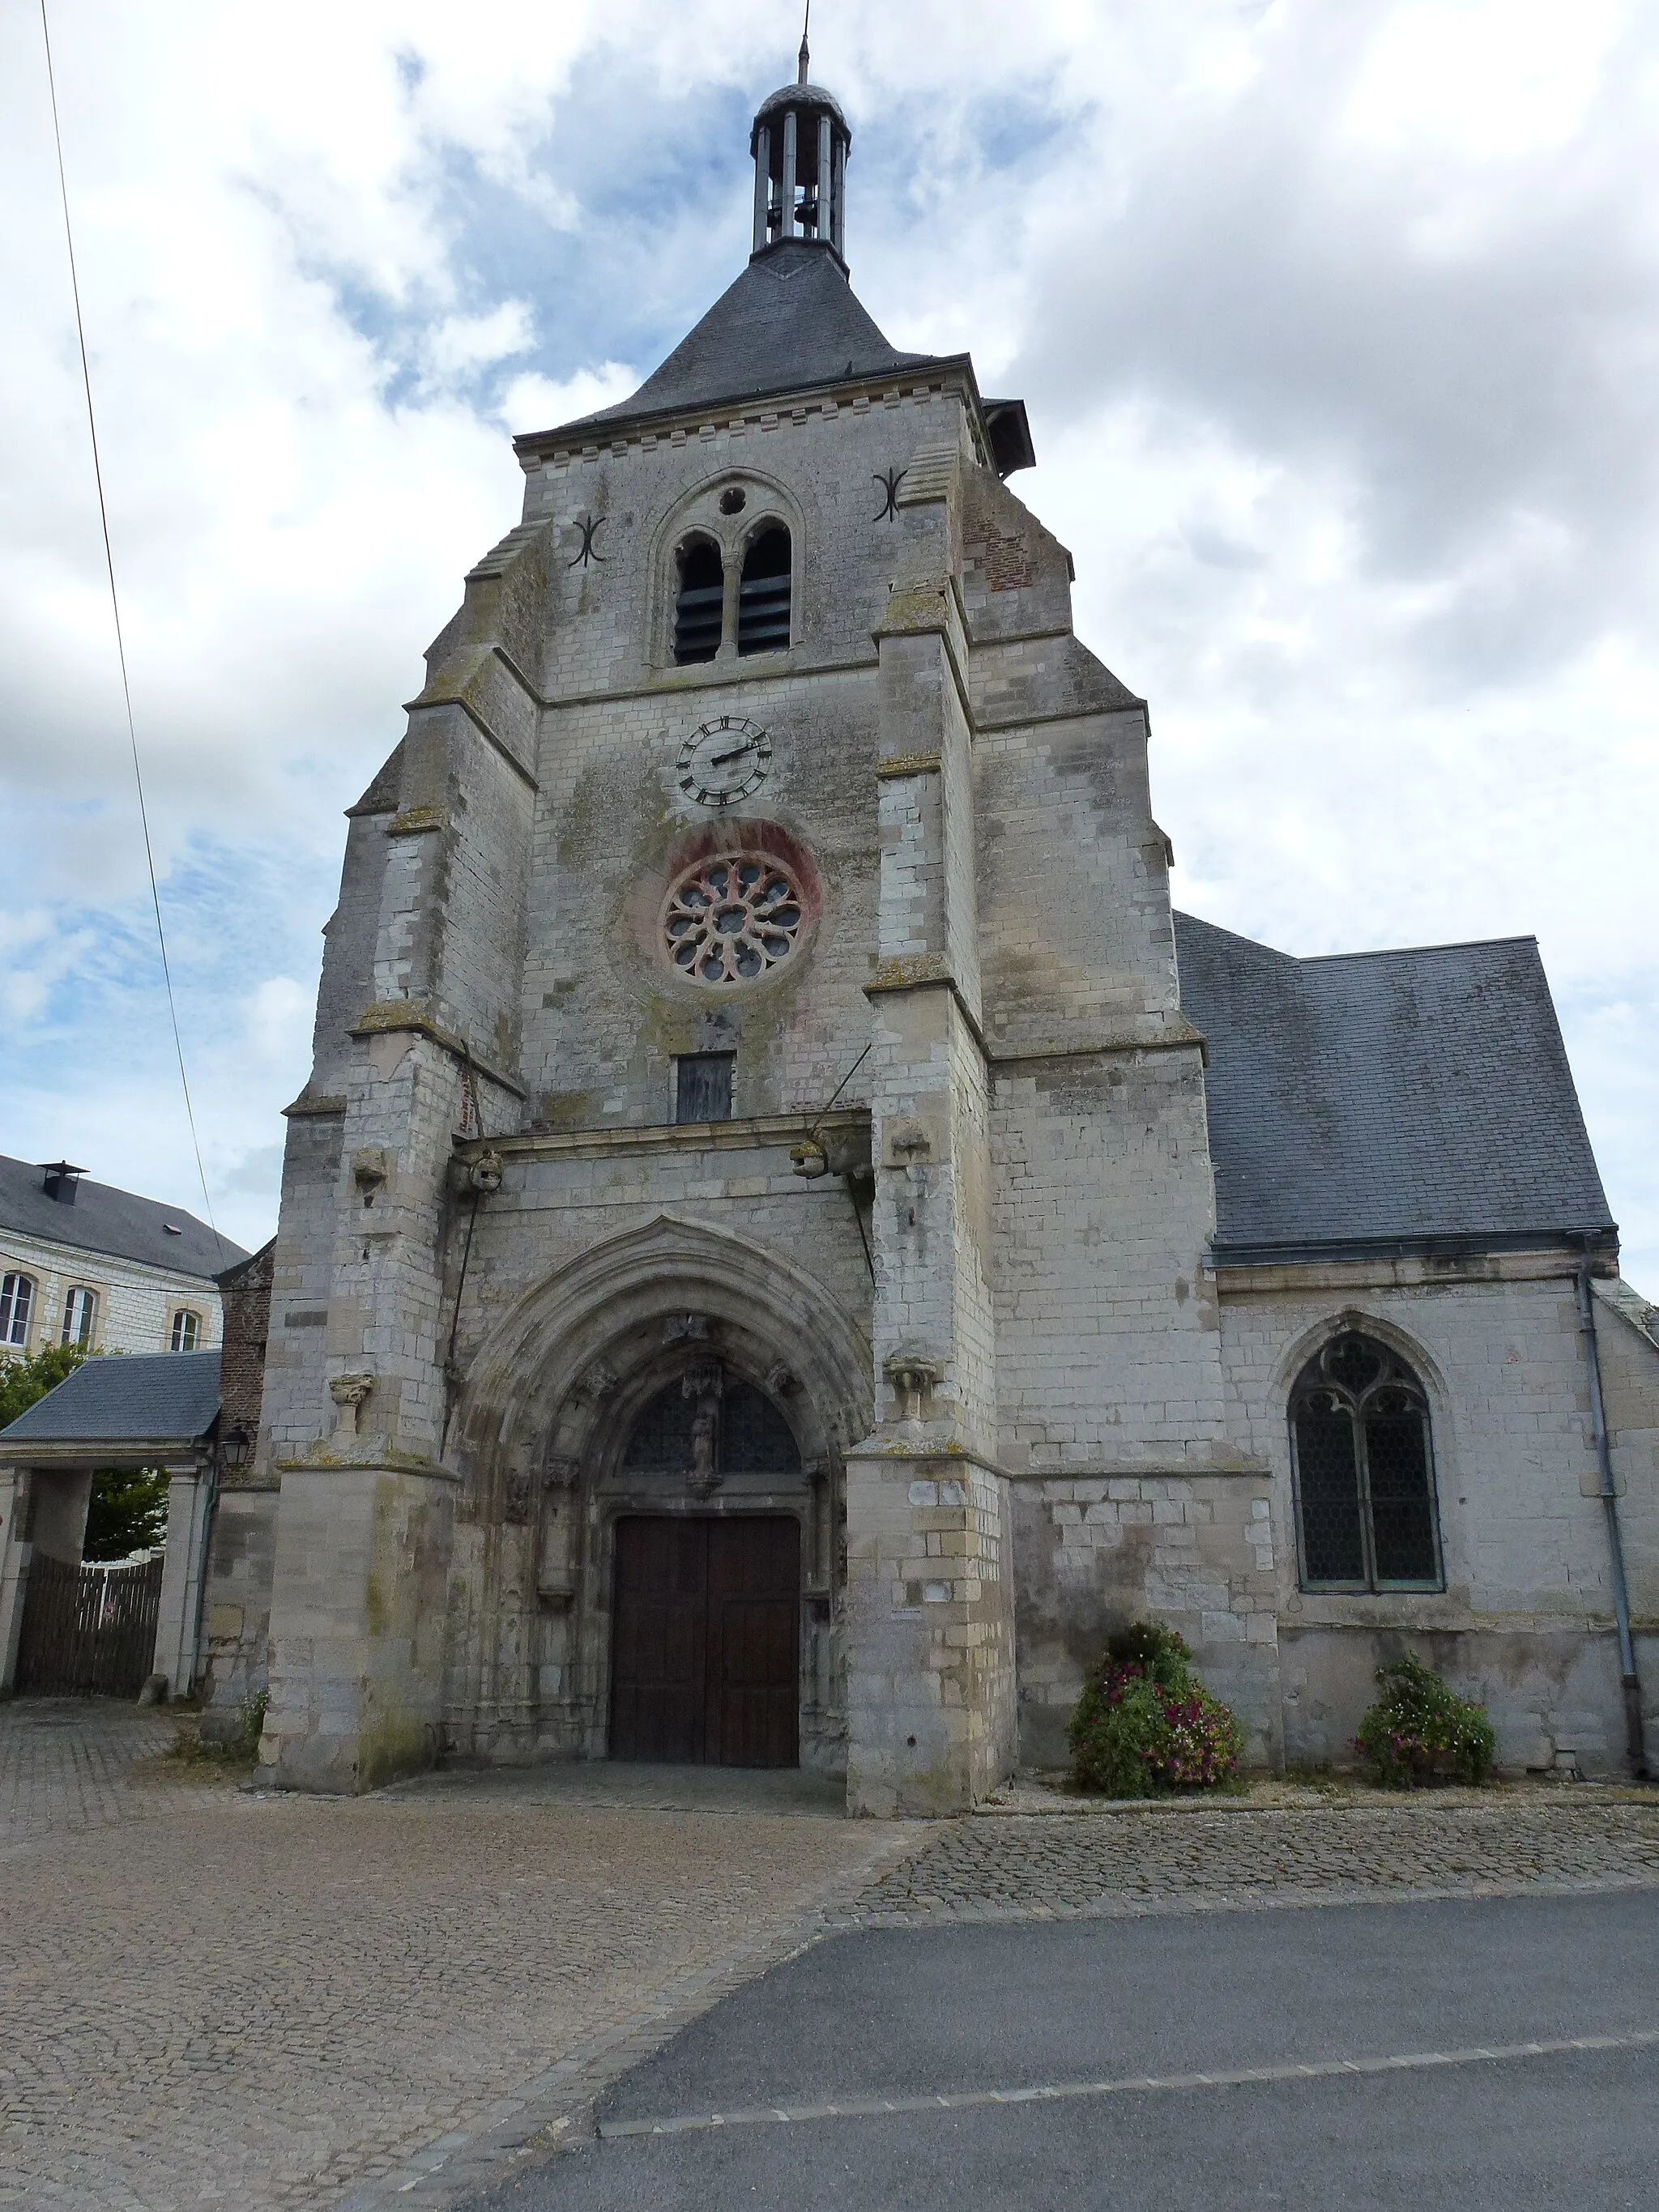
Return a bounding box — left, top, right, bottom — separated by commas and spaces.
673, 540, 724, 664
737, 526, 791, 656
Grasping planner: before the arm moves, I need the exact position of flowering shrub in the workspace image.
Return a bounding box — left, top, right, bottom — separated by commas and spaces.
1068, 1623, 1245, 1797
1354, 1653, 1496, 1787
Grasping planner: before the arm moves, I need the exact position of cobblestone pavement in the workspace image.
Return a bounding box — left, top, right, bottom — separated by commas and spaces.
0, 1701, 916, 2212
5, 1703, 1656, 2212
843, 1797, 1659, 1926
0, 1697, 239, 1857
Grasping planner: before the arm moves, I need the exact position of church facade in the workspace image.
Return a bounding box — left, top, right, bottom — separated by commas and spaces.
211, 58, 1657, 1809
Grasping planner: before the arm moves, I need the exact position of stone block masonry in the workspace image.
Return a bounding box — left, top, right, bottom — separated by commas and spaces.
228, 78, 1659, 1805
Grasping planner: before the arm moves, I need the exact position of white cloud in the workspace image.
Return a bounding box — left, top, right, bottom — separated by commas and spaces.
244, 978, 314, 1071
2, 0, 1655, 1295
1341, 0, 1630, 159
423, 301, 538, 381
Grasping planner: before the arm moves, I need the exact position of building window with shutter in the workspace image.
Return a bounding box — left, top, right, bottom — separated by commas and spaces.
1289, 1331, 1444, 1592
170, 1308, 202, 1353
736, 526, 791, 655
672, 537, 725, 664
674, 1052, 735, 1124
62, 1286, 97, 1347
1, 1272, 35, 1348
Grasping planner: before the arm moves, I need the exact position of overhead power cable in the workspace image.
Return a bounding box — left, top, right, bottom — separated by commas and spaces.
39, 1, 225, 1260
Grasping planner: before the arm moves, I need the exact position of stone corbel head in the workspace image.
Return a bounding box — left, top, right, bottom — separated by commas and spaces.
467, 1149, 505, 1196
352, 1149, 391, 1207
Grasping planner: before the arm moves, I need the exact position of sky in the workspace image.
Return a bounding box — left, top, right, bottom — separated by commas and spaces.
1, 0, 1655, 1292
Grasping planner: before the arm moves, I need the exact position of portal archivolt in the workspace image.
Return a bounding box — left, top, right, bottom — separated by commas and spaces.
446, 1214, 871, 1767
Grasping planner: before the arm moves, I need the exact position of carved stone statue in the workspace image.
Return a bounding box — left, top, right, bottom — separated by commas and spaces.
686, 1398, 721, 1499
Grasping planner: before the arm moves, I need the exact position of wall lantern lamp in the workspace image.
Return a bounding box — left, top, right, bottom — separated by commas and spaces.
217, 1422, 252, 1474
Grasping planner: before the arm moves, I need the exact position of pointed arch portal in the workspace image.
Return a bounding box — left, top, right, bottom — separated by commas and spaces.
447, 1214, 872, 1771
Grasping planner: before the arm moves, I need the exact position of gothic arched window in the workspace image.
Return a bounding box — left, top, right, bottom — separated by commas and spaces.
736, 526, 791, 655
672, 538, 724, 664
1289, 1331, 1444, 1592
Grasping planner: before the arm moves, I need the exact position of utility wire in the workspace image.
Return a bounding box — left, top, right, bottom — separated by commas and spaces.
40, 1, 225, 1259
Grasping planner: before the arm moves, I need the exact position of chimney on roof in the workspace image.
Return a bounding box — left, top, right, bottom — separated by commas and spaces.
41, 1161, 86, 1205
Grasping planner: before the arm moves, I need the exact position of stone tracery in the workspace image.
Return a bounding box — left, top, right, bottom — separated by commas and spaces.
662, 854, 803, 982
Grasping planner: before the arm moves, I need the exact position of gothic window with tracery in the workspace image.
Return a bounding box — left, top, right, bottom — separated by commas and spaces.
1290, 1332, 1444, 1591
663, 855, 803, 983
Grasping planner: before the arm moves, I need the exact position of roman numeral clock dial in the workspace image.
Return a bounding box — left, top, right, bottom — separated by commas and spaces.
677, 715, 772, 808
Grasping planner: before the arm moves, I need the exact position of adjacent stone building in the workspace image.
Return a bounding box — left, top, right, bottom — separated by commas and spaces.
208, 53, 1656, 1805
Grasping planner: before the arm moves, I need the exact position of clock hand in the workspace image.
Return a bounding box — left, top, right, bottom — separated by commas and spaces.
709, 741, 756, 766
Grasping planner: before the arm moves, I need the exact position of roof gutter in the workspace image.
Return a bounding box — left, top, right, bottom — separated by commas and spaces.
1575, 1257, 1648, 1779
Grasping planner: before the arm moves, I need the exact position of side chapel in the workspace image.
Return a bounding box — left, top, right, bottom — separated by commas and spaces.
203, 49, 1658, 1807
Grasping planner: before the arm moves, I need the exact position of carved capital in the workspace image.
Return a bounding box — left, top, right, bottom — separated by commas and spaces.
327, 1372, 374, 1437
882, 1353, 942, 1425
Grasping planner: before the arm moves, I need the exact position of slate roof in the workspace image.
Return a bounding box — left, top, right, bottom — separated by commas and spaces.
0, 1154, 245, 1281
0, 1350, 221, 1448
1172, 913, 1615, 1261
551, 241, 937, 435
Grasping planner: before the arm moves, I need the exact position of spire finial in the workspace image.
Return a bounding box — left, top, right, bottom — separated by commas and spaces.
798, 2, 811, 84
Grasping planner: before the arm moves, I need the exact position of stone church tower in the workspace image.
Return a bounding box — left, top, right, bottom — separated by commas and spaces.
235, 51, 1656, 1804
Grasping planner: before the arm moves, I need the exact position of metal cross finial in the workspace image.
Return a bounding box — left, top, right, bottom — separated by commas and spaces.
798, 0, 810, 83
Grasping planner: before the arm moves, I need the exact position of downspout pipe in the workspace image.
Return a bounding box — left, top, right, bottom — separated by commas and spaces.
1575, 1259, 1648, 1778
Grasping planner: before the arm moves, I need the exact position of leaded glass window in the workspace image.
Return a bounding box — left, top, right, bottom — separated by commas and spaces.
1289, 1332, 1443, 1592
621, 1378, 801, 1477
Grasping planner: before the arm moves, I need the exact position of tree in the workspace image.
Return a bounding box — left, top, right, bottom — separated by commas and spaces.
83, 1470, 169, 1562
0, 1345, 168, 1560
0, 1341, 88, 1431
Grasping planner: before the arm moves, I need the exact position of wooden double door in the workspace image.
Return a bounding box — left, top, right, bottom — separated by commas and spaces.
610, 1515, 800, 1767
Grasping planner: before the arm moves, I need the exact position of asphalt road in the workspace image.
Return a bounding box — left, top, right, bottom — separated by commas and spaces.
466, 1890, 1659, 2210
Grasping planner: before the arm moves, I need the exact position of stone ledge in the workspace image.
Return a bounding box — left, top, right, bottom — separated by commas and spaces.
348, 1004, 527, 1100
274, 1445, 462, 1481
282, 1092, 347, 1119
1015, 1458, 1271, 1484
1216, 1247, 1611, 1293
455, 1106, 871, 1164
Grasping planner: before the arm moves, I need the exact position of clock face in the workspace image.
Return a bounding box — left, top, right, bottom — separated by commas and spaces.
677, 716, 772, 808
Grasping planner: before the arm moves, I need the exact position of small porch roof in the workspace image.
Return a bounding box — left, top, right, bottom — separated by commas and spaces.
0, 1351, 221, 1467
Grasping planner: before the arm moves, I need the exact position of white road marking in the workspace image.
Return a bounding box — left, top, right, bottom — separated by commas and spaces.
598, 2027, 1659, 2138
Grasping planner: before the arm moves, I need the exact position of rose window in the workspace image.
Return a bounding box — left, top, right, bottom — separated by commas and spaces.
663, 855, 803, 982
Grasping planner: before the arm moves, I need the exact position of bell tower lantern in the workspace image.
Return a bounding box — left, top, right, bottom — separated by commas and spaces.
749, 28, 850, 263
